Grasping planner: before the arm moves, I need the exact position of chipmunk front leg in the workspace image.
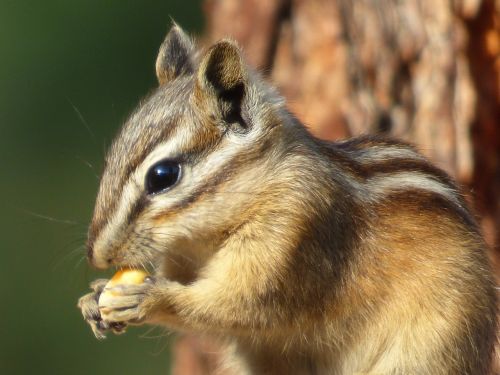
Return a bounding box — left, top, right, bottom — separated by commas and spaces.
102, 275, 279, 335
120, 253, 293, 334
99, 234, 296, 333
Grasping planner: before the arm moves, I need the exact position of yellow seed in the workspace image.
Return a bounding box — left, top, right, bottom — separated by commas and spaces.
98, 268, 149, 319
107, 268, 149, 287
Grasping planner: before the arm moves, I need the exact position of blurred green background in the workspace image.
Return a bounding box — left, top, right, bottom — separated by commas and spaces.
0, 1, 203, 374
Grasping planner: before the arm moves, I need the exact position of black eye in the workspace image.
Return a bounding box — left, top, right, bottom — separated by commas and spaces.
145, 160, 181, 195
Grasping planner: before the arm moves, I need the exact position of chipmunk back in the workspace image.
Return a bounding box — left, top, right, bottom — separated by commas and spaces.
78, 25, 498, 374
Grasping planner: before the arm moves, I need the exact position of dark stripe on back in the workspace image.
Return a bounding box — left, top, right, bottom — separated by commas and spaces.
324, 136, 461, 197
378, 189, 478, 230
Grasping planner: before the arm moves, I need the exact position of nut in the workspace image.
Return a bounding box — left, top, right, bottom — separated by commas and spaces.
98, 268, 149, 320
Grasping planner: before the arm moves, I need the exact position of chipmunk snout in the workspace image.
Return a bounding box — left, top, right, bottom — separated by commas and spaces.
86, 239, 112, 269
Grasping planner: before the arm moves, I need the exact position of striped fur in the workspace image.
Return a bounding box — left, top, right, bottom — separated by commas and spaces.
81, 25, 497, 374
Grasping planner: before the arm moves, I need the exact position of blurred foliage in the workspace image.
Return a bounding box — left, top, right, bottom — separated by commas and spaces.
0, 1, 203, 374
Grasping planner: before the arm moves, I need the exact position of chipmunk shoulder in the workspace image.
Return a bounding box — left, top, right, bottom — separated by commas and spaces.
78, 25, 498, 375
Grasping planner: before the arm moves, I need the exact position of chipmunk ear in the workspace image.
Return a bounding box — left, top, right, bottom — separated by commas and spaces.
155, 23, 194, 85
196, 40, 247, 127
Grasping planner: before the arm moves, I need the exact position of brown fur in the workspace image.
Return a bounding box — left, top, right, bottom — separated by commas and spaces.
78, 25, 498, 374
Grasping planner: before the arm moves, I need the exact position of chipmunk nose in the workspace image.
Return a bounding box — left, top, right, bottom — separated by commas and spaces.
86, 242, 95, 264
86, 239, 111, 269
87, 242, 93, 261
86, 231, 96, 263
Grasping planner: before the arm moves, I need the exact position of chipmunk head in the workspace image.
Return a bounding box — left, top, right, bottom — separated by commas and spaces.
87, 25, 288, 278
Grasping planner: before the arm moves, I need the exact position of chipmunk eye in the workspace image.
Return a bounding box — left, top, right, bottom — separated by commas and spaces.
145, 160, 181, 195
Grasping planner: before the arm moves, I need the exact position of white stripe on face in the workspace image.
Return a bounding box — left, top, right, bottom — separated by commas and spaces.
131, 123, 266, 214
90, 123, 193, 268
91, 180, 142, 268
90, 120, 265, 267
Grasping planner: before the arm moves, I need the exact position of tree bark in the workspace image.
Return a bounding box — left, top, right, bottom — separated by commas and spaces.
172, 0, 500, 373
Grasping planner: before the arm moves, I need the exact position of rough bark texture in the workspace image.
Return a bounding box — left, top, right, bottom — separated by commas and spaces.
172, 0, 500, 373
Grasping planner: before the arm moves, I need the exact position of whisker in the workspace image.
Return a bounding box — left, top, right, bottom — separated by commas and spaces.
51, 245, 86, 271
148, 260, 156, 272
75, 156, 100, 179
75, 255, 87, 270
66, 97, 97, 146
135, 234, 197, 267
137, 240, 182, 268
17, 207, 80, 226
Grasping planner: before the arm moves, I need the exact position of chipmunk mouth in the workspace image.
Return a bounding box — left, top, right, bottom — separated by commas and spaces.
113, 263, 152, 272
109, 251, 162, 276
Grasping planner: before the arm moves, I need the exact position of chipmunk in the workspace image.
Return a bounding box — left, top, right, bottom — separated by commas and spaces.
77, 24, 498, 374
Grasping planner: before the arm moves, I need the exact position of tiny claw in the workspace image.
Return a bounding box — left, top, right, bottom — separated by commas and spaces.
91, 324, 107, 340
110, 322, 128, 334
96, 320, 110, 331
94, 332, 107, 340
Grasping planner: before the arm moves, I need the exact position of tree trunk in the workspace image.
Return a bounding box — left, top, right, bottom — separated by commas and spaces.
172, 0, 500, 373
